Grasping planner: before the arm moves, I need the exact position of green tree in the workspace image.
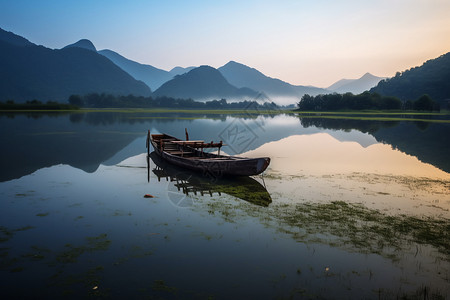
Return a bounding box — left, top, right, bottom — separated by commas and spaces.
68, 94, 83, 107
297, 94, 315, 111
413, 94, 434, 111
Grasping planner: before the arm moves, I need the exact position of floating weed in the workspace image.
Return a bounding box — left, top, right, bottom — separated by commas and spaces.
0, 248, 9, 258
50, 264, 109, 298
56, 233, 111, 263
112, 210, 132, 217
74, 216, 84, 221
21, 253, 45, 261
195, 197, 450, 263
270, 201, 450, 261
86, 233, 111, 251
20, 245, 51, 262
36, 212, 49, 217
128, 245, 154, 259
0, 225, 35, 243
152, 279, 178, 294
10, 267, 24, 273
0, 226, 13, 243
56, 244, 84, 263
0, 254, 19, 271
376, 285, 448, 300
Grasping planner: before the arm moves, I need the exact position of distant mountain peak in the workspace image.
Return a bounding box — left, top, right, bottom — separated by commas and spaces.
154, 65, 260, 100
361, 72, 377, 79
224, 60, 244, 67
222, 60, 261, 73
328, 73, 386, 94
169, 66, 196, 76
0, 27, 34, 47
218, 60, 328, 105
64, 39, 97, 52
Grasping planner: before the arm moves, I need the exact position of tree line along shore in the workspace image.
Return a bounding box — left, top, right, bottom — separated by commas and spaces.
0, 91, 446, 112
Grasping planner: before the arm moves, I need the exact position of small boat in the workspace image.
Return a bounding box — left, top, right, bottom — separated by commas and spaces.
146, 130, 270, 177
148, 152, 272, 206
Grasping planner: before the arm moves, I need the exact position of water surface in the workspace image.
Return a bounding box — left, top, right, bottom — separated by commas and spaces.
0, 112, 449, 299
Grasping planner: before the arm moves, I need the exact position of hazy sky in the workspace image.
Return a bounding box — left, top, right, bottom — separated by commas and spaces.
1, 0, 449, 87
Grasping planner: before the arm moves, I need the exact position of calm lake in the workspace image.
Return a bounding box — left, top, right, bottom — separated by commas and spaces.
0, 111, 449, 299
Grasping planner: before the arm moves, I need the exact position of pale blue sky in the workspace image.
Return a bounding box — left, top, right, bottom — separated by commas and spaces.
1, 0, 449, 87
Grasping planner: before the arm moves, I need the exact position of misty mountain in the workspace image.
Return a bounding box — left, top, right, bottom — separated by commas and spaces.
98, 49, 172, 91
371, 52, 450, 104
169, 66, 196, 76
63, 39, 97, 52
0, 29, 151, 102
218, 61, 327, 104
328, 73, 386, 94
153, 65, 262, 101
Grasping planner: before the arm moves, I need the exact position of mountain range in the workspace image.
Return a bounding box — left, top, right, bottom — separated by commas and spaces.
153, 65, 263, 101
98, 49, 173, 91
1, 27, 447, 105
327, 73, 386, 94
218, 61, 328, 104
0, 29, 151, 103
65, 38, 196, 91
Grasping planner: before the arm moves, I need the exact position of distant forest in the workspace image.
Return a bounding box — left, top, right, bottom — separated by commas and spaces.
297, 92, 441, 111
68, 93, 280, 110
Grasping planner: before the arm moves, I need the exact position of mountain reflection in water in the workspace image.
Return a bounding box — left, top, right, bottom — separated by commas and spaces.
1, 112, 449, 181
243, 133, 450, 179
298, 116, 450, 173
148, 152, 272, 207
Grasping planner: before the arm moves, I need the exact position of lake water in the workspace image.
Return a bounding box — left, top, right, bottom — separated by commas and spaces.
0, 111, 449, 299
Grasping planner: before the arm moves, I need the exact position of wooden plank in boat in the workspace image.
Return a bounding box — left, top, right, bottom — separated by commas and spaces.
166, 151, 194, 156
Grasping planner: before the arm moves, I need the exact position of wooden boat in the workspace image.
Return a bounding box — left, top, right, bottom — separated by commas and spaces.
146, 130, 270, 177
148, 152, 272, 206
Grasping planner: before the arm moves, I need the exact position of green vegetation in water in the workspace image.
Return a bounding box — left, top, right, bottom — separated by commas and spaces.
9, 267, 24, 273
197, 198, 450, 263
215, 184, 272, 207
56, 233, 111, 263
112, 210, 132, 217
36, 212, 49, 217
21, 245, 51, 262
152, 279, 178, 294
0, 225, 35, 243
268, 201, 450, 260
50, 265, 109, 298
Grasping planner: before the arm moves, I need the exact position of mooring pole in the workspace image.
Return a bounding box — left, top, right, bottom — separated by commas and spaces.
147, 155, 150, 183
185, 128, 189, 141
146, 130, 150, 156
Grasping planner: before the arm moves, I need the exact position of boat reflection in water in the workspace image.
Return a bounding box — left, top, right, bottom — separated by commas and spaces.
148, 152, 272, 207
